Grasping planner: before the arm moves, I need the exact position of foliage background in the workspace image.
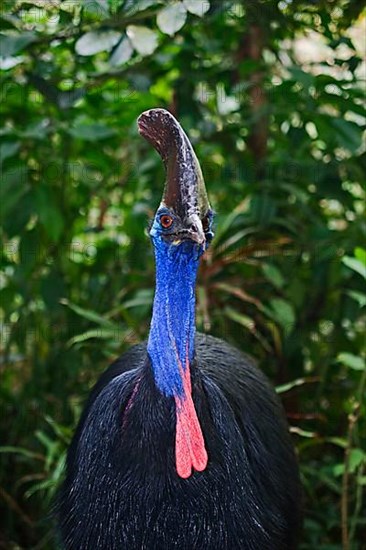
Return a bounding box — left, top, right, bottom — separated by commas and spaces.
1, 1, 365, 548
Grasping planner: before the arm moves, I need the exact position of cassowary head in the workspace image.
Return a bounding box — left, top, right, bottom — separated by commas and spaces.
138, 109, 214, 255
138, 109, 214, 477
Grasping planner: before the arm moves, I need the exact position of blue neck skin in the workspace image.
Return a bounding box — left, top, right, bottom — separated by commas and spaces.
147, 238, 202, 397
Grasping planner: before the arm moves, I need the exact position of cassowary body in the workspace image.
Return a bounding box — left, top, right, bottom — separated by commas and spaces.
59, 109, 302, 549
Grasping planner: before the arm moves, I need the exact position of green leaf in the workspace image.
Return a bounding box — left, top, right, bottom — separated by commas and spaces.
75, 30, 121, 56
183, 0, 210, 16
82, 0, 110, 17
110, 36, 133, 66
0, 141, 20, 164
331, 118, 363, 153
157, 3, 187, 36
0, 446, 44, 461
267, 298, 295, 332
326, 437, 348, 449
126, 25, 159, 56
0, 166, 28, 217
68, 123, 116, 141
35, 187, 64, 241
334, 449, 366, 477
122, 0, 158, 15
60, 299, 117, 328
354, 247, 366, 266
342, 256, 366, 279
289, 428, 317, 438
337, 353, 365, 371
289, 66, 315, 87
0, 32, 36, 57
347, 290, 366, 308
224, 307, 254, 330
276, 377, 312, 394
262, 263, 285, 289
68, 328, 121, 346
349, 448, 366, 472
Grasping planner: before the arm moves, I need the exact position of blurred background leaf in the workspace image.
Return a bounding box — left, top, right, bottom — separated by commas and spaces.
0, 0, 365, 547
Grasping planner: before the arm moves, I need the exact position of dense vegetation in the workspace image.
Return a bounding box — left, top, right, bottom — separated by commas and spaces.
1, 1, 365, 548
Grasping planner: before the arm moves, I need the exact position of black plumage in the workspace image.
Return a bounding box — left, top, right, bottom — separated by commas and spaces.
59, 335, 302, 549
58, 109, 302, 549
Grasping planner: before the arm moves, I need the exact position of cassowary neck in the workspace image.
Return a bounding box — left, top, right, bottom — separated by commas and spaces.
147, 239, 207, 478
147, 241, 199, 397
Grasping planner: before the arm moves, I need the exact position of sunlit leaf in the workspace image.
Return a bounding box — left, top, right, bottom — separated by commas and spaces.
276, 377, 316, 394
75, 31, 121, 56
126, 25, 159, 56
183, 0, 210, 16
0, 32, 36, 57
110, 36, 133, 66
354, 247, 366, 266
346, 290, 366, 308
337, 353, 365, 371
157, 3, 187, 36
342, 256, 366, 279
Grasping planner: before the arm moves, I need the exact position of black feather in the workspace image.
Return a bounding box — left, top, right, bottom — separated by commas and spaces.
58, 333, 302, 549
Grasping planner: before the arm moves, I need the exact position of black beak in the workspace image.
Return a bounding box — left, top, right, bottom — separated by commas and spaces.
137, 109, 210, 245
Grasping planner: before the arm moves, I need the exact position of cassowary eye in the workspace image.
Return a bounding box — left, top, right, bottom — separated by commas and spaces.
160, 214, 173, 229
202, 216, 210, 232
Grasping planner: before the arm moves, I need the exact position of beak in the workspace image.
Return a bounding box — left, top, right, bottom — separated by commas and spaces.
137, 109, 210, 245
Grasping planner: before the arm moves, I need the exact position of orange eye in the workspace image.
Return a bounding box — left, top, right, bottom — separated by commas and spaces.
160, 215, 173, 229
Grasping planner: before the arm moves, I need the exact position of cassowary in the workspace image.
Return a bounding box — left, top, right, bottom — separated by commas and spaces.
59, 109, 302, 549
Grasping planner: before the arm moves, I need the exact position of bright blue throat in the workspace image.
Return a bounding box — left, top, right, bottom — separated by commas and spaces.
147, 239, 202, 397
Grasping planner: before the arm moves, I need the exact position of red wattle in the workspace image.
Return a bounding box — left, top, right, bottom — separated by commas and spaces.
175, 361, 208, 479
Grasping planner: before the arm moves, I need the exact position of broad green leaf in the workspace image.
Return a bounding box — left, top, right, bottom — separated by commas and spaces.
0, 166, 28, 216
262, 263, 285, 289
183, 0, 210, 16
68, 123, 116, 141
268, 298, 295, 331
289, 66, 315, 87
0, 56, 25, 70
0, 32, 36, 57
75, 30, 121, 56
0, 141, 20, 163
342, 256, 366, 279
337, 353, 365, 371
354, 247, 366, 266
123, 289, 154, 309
82, 0, 109, 17
35, 187, 64, 241
122, 0, 158, 14
157, 3, 187, 36
349, 448, 366, 472
332, 118, 363, 153
126, 25, 158, 56
333, 448, 366, 477
346, 290, 366, 308
110, 36, 133, 66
